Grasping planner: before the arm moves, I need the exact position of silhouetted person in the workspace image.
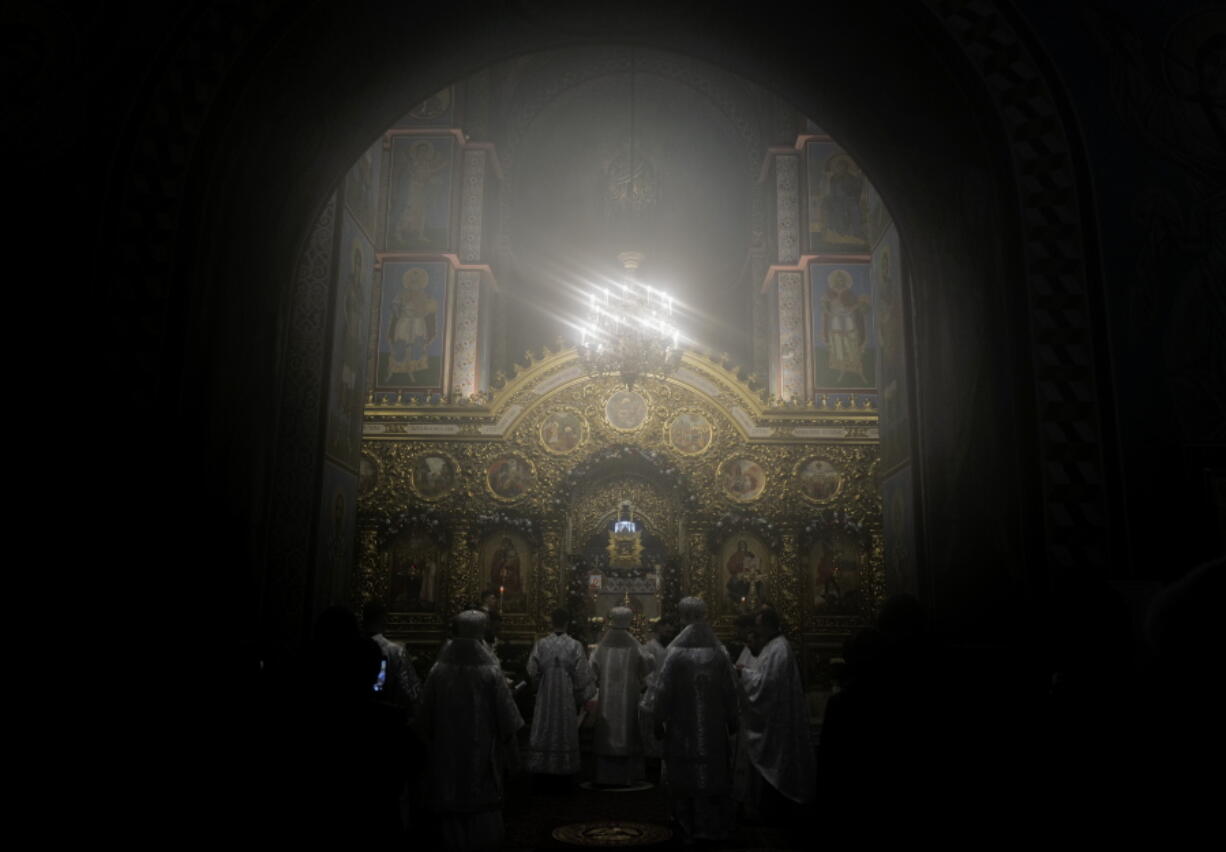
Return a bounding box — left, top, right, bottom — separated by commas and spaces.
589, 606, 650, 786
416, 610, 523, 851
362, 599, 421, 719
302, 635, 414, 844
642, 597, 739, 844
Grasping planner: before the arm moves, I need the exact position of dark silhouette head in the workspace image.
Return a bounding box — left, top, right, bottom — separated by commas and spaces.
656, 617, 677, 645
755, 607, 781, 641
361, 600, 388, 636
842, 626, 885, 682
551, 608, 570, 630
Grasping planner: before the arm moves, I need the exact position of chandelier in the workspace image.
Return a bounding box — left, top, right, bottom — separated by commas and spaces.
577, 251, 683, 387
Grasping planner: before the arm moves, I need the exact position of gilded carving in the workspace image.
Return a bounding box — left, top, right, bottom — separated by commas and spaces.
485, 453, 537, 502
664, 409, 714, 456
357, 349, 884, 641
571, 476, 679, 549
356, 528, 380, 611
717, 456, 767, 503
538, 406, 589, 455
794, 456, 843, 504
604, 388, 650, 431
410, 450, 460, 501
778, 531, 802, 633
541, 526, 562, 620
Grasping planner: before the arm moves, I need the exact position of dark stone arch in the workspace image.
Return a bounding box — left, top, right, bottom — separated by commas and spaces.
100, 0, 1111, 644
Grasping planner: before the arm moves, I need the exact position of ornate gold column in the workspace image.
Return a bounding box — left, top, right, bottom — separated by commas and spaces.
447, 522, 477, 615
686, 524, 710, 601
540, 523, 563, 630
778, 528, 803, 632
354, 527, 381, 612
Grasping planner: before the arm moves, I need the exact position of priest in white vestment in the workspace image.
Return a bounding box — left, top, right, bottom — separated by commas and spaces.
642, 597, 739, 843
415, 610, 524, 851
589, 606, 650, 786
526, 609, 596, 776
640, 617, 676, 761
738, 607, 816, 811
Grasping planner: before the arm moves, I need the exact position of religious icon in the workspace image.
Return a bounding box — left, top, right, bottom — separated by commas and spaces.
724, 539, 762, 606
316, 464, 355, 597
540, 409, 586, 455
388, 532, 439, 612
385, 267, 437, 381
377, 261, 448, 390
358, 453, 378, 497
807, 143, 869, 252
812, 531, 865, 610
605, 390, 648, 431
486, 455, 535, 500
386, 135, 453, 252
818, 268, 872, 387
719, 457, 766, 502
482, 532, 529, 613
411, 454, 456, 500
667, 412, 712, 455
343, 140, 380, 238
796, 458, 843, 503
325, 238, 370, 469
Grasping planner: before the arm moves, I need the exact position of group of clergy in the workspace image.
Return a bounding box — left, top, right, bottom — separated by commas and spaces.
413, 596, 814, 849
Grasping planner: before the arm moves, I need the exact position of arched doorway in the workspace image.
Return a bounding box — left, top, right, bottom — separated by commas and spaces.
114, 0, 1111, 650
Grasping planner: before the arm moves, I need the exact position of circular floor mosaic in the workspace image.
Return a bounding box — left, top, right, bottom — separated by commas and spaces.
551, 821, 673, 847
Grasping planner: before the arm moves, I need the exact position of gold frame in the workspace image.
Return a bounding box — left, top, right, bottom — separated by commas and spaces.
793, 455, 845, 504
603, 387, 651, 432
663, 408, 714, 456
409, 450, 461, 501
358, 450, 383, 497
484, 453, 537, 502
538, 406, 589, 456
717, 455, 768, 503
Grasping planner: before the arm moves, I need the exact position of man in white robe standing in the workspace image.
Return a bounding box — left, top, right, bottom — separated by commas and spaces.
526, 609, 596, 780
642, 597, 739, 844
589, 606, 650, 786
415, 610, 524, 852
737, 607, 816, 823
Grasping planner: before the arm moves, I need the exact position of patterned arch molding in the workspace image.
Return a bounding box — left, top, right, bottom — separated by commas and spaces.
927, 0, 1113, 573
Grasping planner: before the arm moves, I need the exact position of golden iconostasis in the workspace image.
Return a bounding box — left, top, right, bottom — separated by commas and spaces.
357, 348, 883, 679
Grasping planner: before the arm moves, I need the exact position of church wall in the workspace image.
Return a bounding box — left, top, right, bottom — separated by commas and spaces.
90, 0, 1151, 653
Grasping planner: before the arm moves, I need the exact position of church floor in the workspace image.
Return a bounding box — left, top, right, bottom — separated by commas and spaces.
503, 748, 802, 851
